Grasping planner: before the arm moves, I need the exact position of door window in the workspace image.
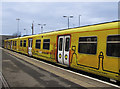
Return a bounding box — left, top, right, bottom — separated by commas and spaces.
59, 38, 63, 51
29, 40, 30, 47
28, 39, 32, 47
65, 38, 70, 51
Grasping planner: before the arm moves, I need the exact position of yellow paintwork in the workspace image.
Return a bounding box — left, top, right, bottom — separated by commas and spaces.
4, 21, 120, 82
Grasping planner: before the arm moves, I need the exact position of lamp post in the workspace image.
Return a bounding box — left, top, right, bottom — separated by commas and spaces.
38, 24, 46, 33
79, 15, 81, 27
16, 18, 20, 37
24, 29, 27, 35
63, 15, 73, 29
31, 21, 34, 35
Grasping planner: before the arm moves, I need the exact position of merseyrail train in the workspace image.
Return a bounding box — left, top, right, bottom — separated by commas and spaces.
4, 20, 120, 83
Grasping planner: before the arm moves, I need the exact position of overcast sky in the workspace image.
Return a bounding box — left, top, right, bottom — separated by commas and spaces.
2, 2, 118, 36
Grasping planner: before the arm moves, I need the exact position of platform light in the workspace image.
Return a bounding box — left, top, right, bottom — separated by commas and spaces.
38, 24, 46, 33
63, 15, 73, 29
16, 18, 20, 37
79, 15, 81, 27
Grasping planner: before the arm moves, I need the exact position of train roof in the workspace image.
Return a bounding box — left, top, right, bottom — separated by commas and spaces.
38, 20, 119, 36
45, 20, 119, 33
6, 20, 119, 40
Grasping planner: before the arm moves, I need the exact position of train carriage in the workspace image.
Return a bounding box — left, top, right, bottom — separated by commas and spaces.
32, 34, 57, 63
4, 21, 120, 82
4, 38, 14, 50
4, 40, 8, 49
18, 36, 33, 55
11, 38, 19, 51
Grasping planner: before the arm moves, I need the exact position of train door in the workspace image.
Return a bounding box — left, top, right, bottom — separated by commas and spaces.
28, 38, 33, 56
6, 41, 8, 49
58, 35, 70, 66
11, 41, 12, 50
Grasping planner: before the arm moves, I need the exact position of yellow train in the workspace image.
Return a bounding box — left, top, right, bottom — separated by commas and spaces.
4, 21, 120, 83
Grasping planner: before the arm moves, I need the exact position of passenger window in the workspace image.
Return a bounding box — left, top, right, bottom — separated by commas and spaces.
59, 38, 63, 51
35, 40, 41, 49
20, 40, 22, 47
23, 40, 26, 47
43, 39, 50, 50
78, 36, 97, 54
107, 35, 120, 57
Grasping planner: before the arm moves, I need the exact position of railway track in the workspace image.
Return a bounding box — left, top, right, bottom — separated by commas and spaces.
2, 48, 120, 88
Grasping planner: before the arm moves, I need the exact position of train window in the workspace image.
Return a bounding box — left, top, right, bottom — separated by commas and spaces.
78, 36, 97, 54
13, 41, 15, 46
11, 41, 12, 46
20, 40, 22, 47
35, 40, 41, 49
65, 38, 70, 51
28, 40, 30, 47
15, 41, 17, 46
7, 42, 8, 47
8, 42, 9, 46
13, 41, 14, 46
107, 35, 120, 57
23, 40, 26, 47
59, 38, 63, 51
9, 42, 11, 46
43, 39, 50, 50
12, 41, 13, 46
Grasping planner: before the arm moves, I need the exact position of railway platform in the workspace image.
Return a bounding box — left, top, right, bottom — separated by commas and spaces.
1, 47, 120, 89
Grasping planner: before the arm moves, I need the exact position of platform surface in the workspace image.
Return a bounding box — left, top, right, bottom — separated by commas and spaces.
1, 48, 120, 89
